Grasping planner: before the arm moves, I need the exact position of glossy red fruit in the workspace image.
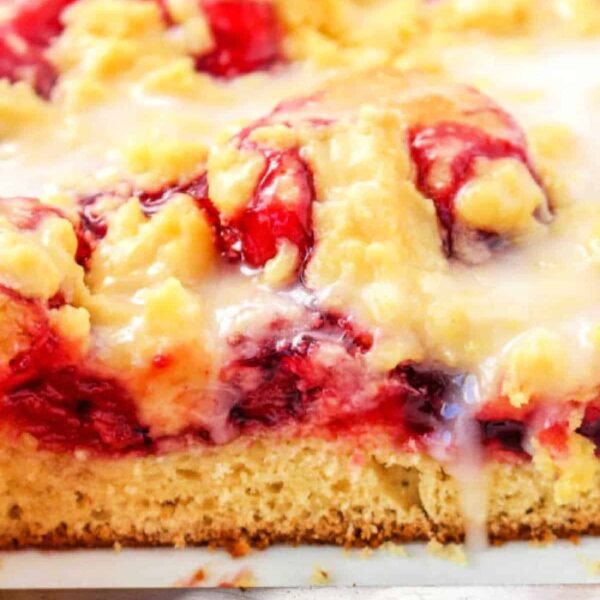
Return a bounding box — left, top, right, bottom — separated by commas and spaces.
0, 287, 148, 454
391, 364, 449, 435
196, 0, 282, 77
538, 422, 569, 454
0, 0, 76, 98
479, 418, 528, 456
409, 121, 537, 256
227, 350, 305, 427
577, 402, 600, 453
0, 196, 63, 230
224, 312, 372, 429
10, 0, 77, 46
409, 120, 545, 262
0, 34, 57, 98
318, 361, 451, 441
223, 147, 315, 269
223, 312, 451, 442
224, 332, 311, 428
2, 367, 149, 453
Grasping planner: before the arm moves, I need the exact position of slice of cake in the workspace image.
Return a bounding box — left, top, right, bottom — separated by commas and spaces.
1, 0, 600, 549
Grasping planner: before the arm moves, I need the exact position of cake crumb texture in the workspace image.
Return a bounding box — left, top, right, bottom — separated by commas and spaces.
2, 436, 600, 549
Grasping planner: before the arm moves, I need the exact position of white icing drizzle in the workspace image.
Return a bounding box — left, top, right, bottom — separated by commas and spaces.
447, 375, 488, 550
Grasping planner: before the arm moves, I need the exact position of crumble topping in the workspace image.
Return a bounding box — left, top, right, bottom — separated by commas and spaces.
0, 199, 85, 302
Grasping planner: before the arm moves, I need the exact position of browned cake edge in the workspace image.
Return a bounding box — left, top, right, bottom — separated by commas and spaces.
1, 434, 599, 549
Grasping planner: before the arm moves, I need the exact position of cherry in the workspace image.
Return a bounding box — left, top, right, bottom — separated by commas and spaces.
0, 36, 58, 99
409, 121, 533, 255
390, 363, 449, 435
10, 0, 77, 47
538, 422, 569, 454
224, 311, 372, 429
0, 286, 148, 454
0, 0, 76, 98
222, 147, 315, 269
195, 0, 281, 78
76, 152, 313, 274
225, 329, 317, 429
2, 367, 149, 453
223, 315, 450, 441
479, 418, 527, 454
226, 349, 306, 427
576, 403, 600, 452
0, 196, 63, 230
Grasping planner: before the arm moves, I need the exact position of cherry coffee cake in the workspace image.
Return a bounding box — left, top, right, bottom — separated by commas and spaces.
1, 0, 600, 549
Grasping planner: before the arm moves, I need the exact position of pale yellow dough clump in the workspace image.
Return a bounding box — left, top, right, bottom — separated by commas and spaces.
275, 0, 600, 69
87, 193, 215, 295
0, 207, 85, 304
0, 82, 49, 138
533, 435, 600, 505
455, 158, 545, 234
84, 194, 217, 436
51, 0, 213, 106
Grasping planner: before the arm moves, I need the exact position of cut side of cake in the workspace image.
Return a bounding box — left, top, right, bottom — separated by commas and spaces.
1, 0, 600, 550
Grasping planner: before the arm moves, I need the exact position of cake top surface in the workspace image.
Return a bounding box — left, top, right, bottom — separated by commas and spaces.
0, 0, 600, 459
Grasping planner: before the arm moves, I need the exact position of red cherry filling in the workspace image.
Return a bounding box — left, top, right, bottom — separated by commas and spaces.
222, 147, 315, 269
10, 0, 77, 47
0, 196, 63, 230
226, 347, 306, 427
2, 367, 149, 453
389, 364, 448, 435
0, 35, 58, 99
475, 397, 531, 457
0, 0, 75, 98
576, 402, 600, 453
479, 418, 528, 457
195, 0, 282, 78
324, 363, 451, 440
0, 280, 525, 459
223, 309, 452, 442
75, 193, 111, 268
538, 422, 569, 454
76, 151, 314, 273
408, 121, 541, 257
0, 287, 148, 454
223, 312, 371, 429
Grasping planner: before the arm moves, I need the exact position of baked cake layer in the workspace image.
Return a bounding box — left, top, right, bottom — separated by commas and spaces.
2, 436, 600, 549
